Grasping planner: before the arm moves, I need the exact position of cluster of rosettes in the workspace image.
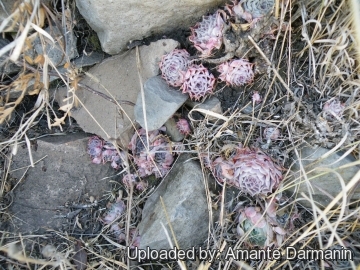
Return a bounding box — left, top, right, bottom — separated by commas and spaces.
159, 50, 215, 100
322, 98, 345, 120
159, 49, 190, 87
208, 144, 282, 197
217, 59, 254, 86
87, 136, 125, 169
128, 127, 177, 178
226, 0, 274, 25
236, 204, 286, 247
189, 10, 226, 56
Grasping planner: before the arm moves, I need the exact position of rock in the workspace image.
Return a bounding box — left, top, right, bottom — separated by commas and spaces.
134, 76, 188, 131
0, 37, 20, 75
286, 146, 360, 209
55, 39, 179, 147
164, 118, 184, 142
9, 133, 113, 233
49, 52, 105, 82
71, 52, 106, 69
31, 26, 78, 67
75, 0, 226, 54
138, 154, 212, 250
0, 0, 16, 25
186, 96, 223, 121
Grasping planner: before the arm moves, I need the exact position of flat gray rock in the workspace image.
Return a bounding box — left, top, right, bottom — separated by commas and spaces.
134, 76, 188, 131
9, 133, 113, 233
75, 0, 226, 54
286, 146, 360, 208
138, 154, 211, 250
55, 39, 179, 147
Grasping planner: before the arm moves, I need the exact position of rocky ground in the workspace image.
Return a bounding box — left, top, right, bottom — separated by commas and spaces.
0, 0, 360, 269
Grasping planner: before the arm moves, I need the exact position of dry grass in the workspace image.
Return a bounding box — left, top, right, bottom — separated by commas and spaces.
0, 0, 359, 269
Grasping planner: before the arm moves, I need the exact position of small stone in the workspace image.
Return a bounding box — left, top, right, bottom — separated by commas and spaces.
164, 118, 185, 142
286, 146, 360, 209
138, 154, 214, 250
186, 96, 223, 121
134, 76, 188, 131
71, 52, 105, 69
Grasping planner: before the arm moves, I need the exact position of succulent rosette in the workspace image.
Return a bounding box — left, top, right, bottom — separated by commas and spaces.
88, 136, 125, 169
121, 173, 148, 191
243, 0, 274, 19
322, 98, 345, 120
159, 49, 190, 87
217, 59, 254, 86
122, 173, 136, 188
102, 198, 141, 247
252, 91, 262, 104
102, 199, 125, 224
237, 201, 288, 247
208, 145, 282, 197
226, 0, 274, 24
189, 10, 226, 56
176, 118, 191, 135
87, 136, 103, 164
181, 64, 215, 101
237, 206, 271, 247
263, 127, 281, 141
129, 127, 177, 178
233, 147, 282, 196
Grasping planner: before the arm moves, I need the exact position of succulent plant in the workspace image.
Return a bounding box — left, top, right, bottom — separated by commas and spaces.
208, 145, 282, 197
322, 98, 345, 120
181, 64, 215, 101
237, 206, 270, 247
159, 49, 190, 87
189, 10, 226, 56
129, 127, 177, 178
243, 0, 275, 19
87, 136, 103, 164
88, 136, 125, 169
217, 59, 254, 86
252, 91, 262, 104
122, 173, 136, 188
135, 180, 148, 191
102, 198, 126, 226
119, 229, 141, 249
102, 198, 141, 247
122, 173, 149, 191
227, 0, 274, 24
263, 127, 281, 141
176, 118, 191, 136
237, 204, 286, 247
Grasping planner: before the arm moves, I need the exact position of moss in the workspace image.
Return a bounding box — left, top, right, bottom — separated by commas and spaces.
88, 33, 102, 51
